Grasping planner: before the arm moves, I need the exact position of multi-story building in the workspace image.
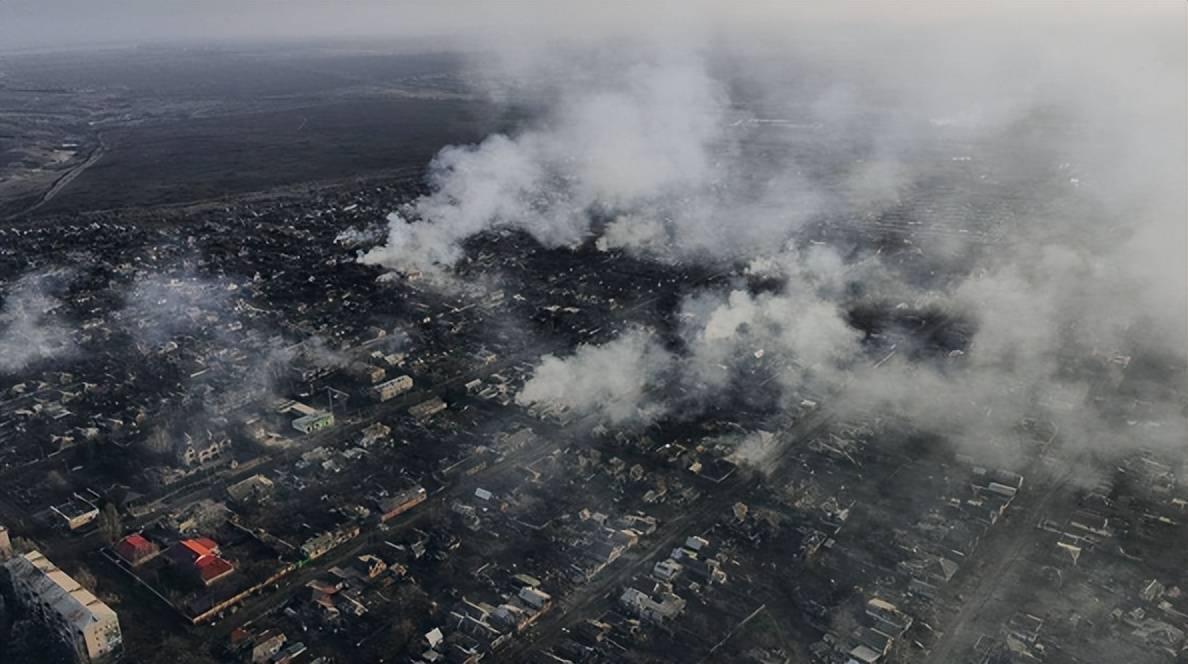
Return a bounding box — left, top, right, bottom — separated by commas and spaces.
376, 485, 427, 523
4, 550, 122, 662
292, 411, 335, 434
176, 431, 231, 467
349, 361, 387, 384
409, 397, 447, 420
371, 375, 414, 401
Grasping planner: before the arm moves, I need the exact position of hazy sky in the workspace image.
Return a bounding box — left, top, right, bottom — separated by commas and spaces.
1, 1, 1183, 53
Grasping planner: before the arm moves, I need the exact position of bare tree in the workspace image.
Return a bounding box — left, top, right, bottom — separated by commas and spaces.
97, 503, 122, 547
142, 428, 171, 456
73, 566, 97, 593
11, 536, 38, 555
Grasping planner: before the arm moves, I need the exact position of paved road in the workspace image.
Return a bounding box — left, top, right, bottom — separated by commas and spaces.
6, 136, 107, 221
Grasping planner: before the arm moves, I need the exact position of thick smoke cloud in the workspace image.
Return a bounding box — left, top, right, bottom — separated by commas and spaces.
360, 6, 1186, 461
362, 5, 1183, 283
679, 248, 864, 395
515, 327, 674, 425
361, 58, 733, 277
517, 247, 866, 427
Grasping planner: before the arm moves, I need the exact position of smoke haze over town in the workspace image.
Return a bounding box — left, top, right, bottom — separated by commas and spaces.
0, 3, 1184, 664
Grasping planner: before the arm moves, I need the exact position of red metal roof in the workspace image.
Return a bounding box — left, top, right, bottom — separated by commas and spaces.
115, 533, 157, 561
166, 537, 222, 568
195, 554, 234, 584
179, 537, 218, 558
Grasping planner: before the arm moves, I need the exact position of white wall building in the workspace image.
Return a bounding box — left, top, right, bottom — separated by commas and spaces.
5, 550, 122, 662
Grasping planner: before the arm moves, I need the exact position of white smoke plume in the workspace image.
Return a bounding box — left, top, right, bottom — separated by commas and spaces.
361, 5, 1183, 460
118, 272, 237, 347
361, 56, 733, 277
0, 271, 76, 374
680, 247, 864, 396
517, 246, 866, 425
335, 226, 384, 248
515, 327, 675, 424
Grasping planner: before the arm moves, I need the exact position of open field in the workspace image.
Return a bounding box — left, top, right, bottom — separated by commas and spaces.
0, 44, 504, 218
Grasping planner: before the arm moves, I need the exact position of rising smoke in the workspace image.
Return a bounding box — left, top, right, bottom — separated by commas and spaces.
516, 327, 675, 425
361, 56, 733, 277
361, 4, 1186, 460
0, 270, 77, 374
